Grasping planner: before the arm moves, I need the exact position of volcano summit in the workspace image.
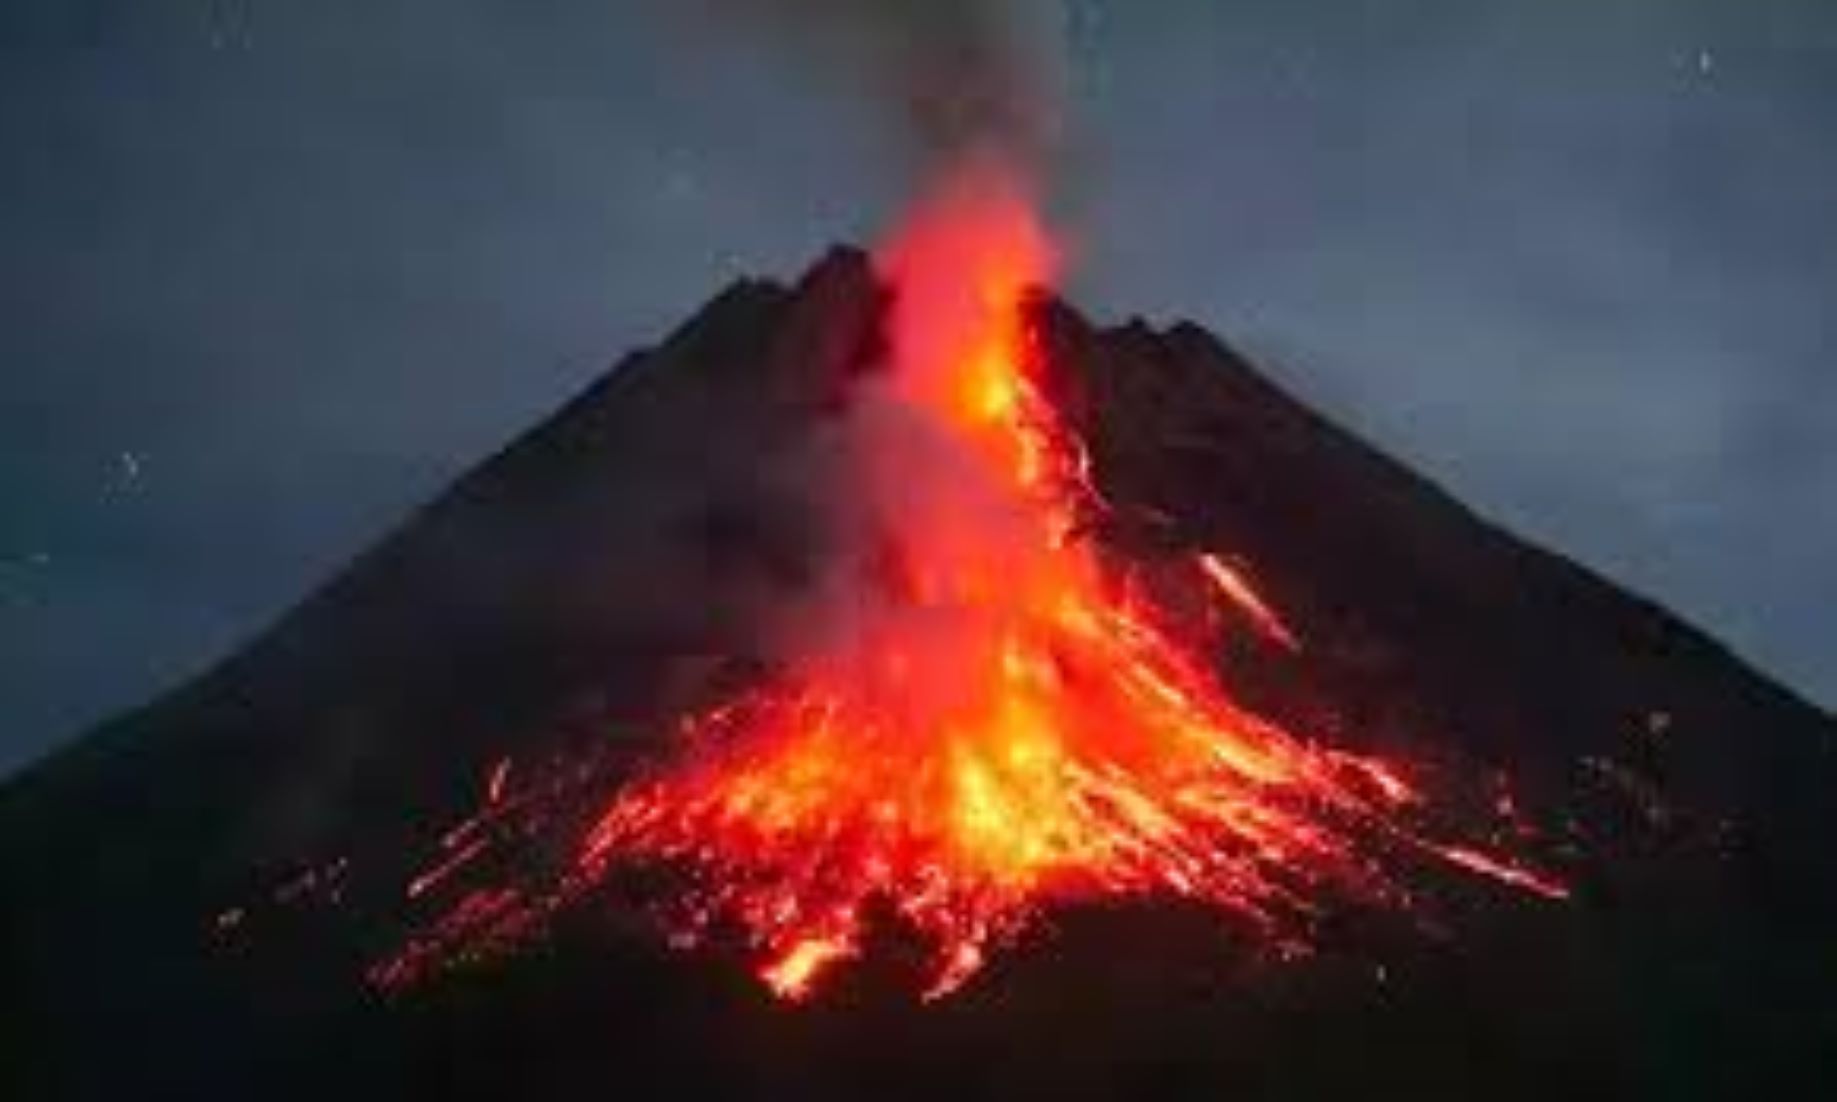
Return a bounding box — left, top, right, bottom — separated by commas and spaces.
4, 228, 1835, 1099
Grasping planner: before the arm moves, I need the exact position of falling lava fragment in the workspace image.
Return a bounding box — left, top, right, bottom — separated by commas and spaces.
382, 167, 1567, 1003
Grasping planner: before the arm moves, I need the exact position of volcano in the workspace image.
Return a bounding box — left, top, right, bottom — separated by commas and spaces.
5, 238, 1836, 1100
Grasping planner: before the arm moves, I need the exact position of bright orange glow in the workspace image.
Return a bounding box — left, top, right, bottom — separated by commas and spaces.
372, 162, 1565, 1002
761, 933, 856, 1002
556, 163, 1566, 1000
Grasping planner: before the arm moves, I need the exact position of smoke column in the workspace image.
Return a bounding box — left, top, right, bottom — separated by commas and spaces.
681, 2, 1075, 678
700, 0, 1071, 178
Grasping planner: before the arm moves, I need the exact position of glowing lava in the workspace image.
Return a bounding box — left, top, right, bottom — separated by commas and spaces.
362, 162, 1567, 1002
536, 164, 1567, 1002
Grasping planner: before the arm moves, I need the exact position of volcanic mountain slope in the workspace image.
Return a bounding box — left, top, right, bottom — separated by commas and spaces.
4, 248, 1835, 1100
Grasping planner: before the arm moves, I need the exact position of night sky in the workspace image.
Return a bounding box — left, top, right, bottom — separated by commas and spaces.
3, 0, 1834, 773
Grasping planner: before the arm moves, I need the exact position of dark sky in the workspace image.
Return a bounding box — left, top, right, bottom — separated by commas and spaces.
3, 0, 1834, 773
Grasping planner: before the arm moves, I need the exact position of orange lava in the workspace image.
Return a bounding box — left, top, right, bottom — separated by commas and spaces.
556, 164, 1567, 1001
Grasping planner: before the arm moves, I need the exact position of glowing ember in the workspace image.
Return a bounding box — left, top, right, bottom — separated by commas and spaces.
377, 162, 1566, 1001
761, 933, 857, 1003
1196, 554, 1303, 653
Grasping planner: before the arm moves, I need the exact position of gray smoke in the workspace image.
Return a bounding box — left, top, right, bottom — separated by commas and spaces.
703, 0, 1070, 173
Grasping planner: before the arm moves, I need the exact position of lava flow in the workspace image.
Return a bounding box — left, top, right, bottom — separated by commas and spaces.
561, 166, 1561, 1001
375, 164, 1566, 1003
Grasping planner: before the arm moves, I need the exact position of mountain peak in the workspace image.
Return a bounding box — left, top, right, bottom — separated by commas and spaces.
5, 248, 1834, 1100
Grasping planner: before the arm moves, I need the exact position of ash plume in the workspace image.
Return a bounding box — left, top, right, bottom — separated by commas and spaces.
704, 0, 1070, 174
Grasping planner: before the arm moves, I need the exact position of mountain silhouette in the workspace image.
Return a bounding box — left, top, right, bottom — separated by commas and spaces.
4, 248, 1833, 1100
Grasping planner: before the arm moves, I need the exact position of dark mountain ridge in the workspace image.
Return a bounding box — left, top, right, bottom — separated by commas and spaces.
4, 247, 1833, 1100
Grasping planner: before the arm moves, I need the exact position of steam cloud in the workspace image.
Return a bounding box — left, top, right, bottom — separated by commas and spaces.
705, 0, 1070, 173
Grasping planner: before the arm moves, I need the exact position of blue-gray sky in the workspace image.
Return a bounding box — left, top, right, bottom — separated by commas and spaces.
3, 0, 1834, 773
